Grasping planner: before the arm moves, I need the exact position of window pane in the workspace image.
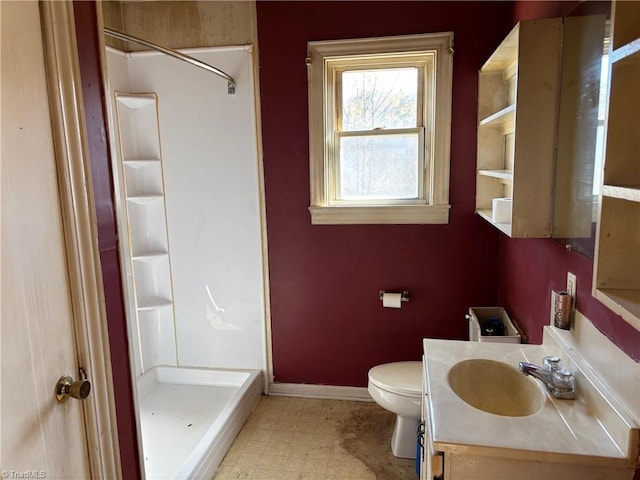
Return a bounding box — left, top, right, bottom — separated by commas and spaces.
341, 68, 417, 131
339, 134, 419, 200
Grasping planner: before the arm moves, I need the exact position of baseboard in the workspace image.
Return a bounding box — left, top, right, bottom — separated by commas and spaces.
267, 382, 373, 402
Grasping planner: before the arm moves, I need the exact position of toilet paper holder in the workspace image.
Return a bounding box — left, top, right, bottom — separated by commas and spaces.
379, 290, 410, 303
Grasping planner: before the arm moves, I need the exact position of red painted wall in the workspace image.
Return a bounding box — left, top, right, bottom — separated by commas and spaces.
258, 0, 640, 388
256, 1, 514, 386
498, 238, 640, 360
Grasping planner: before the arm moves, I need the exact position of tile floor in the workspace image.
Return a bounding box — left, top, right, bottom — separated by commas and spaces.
213, 396, 417, 480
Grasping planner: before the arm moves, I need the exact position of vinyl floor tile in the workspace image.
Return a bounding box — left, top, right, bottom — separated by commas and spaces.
213, 396, 416, 480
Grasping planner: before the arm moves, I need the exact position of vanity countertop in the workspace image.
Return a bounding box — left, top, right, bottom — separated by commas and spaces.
422, 336, 637, 468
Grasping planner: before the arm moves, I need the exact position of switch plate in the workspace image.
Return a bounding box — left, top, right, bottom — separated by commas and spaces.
567, 272, 577, 298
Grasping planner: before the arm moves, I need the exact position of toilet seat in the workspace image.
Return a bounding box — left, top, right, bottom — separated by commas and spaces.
368, 361, 421, 397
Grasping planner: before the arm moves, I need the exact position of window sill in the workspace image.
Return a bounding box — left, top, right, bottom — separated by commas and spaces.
309, 204, 450, 225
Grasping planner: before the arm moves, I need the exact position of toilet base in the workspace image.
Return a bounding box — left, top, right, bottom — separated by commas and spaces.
390, 415, 420, 459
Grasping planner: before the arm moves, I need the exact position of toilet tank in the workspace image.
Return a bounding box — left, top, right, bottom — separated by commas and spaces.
468, 307, 521, 344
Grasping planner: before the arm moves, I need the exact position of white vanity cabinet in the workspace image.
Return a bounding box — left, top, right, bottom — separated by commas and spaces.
420, 335, 638, 480
420, 356, 443, 480
593, 0, 640, 331
475, 18, 562, 237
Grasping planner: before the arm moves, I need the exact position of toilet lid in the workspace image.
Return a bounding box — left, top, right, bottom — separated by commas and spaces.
368, 361, 422, 397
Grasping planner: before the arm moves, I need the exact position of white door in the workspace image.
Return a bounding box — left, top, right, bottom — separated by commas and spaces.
1, 1, 93, 478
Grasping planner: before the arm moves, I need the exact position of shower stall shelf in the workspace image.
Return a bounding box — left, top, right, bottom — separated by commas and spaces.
114, 92, 177, 372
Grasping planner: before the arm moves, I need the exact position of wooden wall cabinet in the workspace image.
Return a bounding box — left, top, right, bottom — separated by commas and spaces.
476, 18, 562, 237
593, 1, 640, 330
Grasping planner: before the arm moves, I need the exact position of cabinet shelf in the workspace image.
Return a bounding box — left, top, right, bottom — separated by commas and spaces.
475, 18, 562, 238
601, 50, 639, 190
478, 104, 515, 127
602, 185, 640, 202
476, 209, 512, 236
594, 195, 640, 330
594, 288, 640, 330
593, 0, 640, 331
610, 37, 640, 64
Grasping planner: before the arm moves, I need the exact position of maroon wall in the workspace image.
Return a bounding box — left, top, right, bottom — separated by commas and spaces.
256, 1, 514, 386
73, 3, 141, 479
498, 238, 640, 359
257, 0, 640, 388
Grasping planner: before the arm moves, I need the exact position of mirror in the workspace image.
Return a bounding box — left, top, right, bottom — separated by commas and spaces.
552, 3, 611, 258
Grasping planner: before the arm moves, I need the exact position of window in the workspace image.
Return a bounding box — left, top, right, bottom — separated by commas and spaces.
307, 33, 453, 224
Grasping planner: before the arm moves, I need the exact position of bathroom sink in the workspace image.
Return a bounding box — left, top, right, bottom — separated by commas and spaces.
447, 359, 544, 417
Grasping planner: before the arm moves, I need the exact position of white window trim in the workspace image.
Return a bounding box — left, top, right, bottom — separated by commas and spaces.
307, 33, 454, 225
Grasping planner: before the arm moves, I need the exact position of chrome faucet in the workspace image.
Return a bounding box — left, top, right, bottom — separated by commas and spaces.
518, 356, 576, 399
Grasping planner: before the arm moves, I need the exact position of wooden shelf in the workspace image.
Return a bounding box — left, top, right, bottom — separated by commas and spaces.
602, 50, 640, 188
602, 185, 640, 202
476, 18, 562, 238
592, 0, 640, 331
478, 104, 515, 127
594, 288, 640, 331
594, 195, 640, 329
482, 25, 519, 72
610, 37, 640, 64
476, 209, 512, 236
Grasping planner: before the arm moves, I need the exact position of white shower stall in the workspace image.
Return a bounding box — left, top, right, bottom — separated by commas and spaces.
104, 43, 267, 479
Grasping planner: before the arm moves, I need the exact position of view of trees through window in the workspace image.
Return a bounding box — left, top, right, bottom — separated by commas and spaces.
338, 67, 420, 200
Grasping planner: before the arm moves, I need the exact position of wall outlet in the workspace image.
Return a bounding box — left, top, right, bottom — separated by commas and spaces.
567, 272, 577, 298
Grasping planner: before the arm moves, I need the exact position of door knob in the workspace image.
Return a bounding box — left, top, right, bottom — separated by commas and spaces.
55, 374, 91, 403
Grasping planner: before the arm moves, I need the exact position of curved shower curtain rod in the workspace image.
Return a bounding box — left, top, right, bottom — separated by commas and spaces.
104, 27, 236, 94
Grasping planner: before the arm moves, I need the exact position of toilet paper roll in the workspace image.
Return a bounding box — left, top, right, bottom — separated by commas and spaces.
382, 292, 403, 308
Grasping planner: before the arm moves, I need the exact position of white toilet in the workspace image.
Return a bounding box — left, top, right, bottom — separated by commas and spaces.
367, 361, 422, 459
